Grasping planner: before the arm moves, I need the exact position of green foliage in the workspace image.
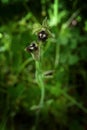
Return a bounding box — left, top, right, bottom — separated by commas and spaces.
0, 0, 28, 4
0, 0, 87, 130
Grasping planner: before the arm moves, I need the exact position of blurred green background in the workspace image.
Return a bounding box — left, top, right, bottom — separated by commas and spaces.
0, 0, 87, 130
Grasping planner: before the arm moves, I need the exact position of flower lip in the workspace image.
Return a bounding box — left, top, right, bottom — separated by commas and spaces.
38, 30, 48, 41
25, 42, 38, 53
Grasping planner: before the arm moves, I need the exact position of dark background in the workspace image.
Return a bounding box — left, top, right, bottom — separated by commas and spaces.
0, 0, 87, 130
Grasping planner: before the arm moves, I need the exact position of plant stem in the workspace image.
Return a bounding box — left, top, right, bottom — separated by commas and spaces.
35, 60, 45, 107
55, 42, 60, 68
34, 45, 45, 130
35, 42, 45, 108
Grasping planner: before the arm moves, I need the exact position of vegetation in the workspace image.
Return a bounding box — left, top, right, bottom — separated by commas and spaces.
0, 0, 87, 130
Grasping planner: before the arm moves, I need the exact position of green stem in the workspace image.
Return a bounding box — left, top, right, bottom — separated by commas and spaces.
34, 60, 45, 130
35, 41, 45, 108
35, 60, 45, 107
55, 43, 60, 68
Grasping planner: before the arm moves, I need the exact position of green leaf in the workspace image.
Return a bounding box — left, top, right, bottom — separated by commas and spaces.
8, 84, 25, 100
49, 83, 62, 97
68, 54, 79, 65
